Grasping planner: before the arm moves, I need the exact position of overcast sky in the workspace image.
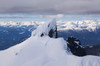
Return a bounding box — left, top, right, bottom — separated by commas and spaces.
0, 0, 100, 14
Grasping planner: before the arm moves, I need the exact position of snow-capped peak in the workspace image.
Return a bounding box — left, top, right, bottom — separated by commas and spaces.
32, 19, 57, 38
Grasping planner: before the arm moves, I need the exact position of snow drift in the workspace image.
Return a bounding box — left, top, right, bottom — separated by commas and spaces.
0, 19, 100, 66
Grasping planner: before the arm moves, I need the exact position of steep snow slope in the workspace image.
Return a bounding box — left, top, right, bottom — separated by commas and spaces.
0, 19, 100, 66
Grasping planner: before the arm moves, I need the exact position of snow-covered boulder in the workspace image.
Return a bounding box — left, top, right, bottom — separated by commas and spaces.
32, 19, 57, 38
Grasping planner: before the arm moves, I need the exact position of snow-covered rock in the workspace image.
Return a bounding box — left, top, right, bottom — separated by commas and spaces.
32, 19, 57, 38
66, 37, 86, 56
0, 19, 100, 66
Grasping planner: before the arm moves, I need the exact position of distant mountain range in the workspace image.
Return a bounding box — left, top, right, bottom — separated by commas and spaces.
0, 25, 34, 50
0, 20, 100, 31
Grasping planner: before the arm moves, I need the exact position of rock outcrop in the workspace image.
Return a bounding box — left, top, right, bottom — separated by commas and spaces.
32, 19, 57, 38
66, 37, 86, 56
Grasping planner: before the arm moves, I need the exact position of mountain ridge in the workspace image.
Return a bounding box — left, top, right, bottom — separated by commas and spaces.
0, 19, 100, 66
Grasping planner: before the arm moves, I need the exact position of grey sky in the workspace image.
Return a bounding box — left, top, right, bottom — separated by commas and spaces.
0, 0, 100, 14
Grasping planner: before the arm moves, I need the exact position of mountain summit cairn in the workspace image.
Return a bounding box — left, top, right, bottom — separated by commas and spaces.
32, 19, 57, 38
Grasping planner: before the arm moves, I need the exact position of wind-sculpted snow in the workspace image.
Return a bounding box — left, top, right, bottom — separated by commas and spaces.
32, 19, 57, 38
0, 19, 100, 66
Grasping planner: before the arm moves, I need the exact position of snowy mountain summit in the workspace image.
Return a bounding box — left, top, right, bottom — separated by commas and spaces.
32, 19, 57, 38
0, 19, 100, 66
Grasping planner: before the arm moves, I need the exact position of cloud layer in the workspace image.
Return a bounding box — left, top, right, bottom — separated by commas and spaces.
0, 0, 100, 14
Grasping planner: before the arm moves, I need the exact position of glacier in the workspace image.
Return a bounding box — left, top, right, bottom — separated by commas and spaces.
0, 19, 100, 66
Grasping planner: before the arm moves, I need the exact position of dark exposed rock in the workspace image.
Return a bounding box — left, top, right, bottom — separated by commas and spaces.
48, 27, 58, 38
41, 33, 44, 37
49, 29, 54, 38
66, 37, 86, 56
84, 45, 100, 56
55, 27, 58, 38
